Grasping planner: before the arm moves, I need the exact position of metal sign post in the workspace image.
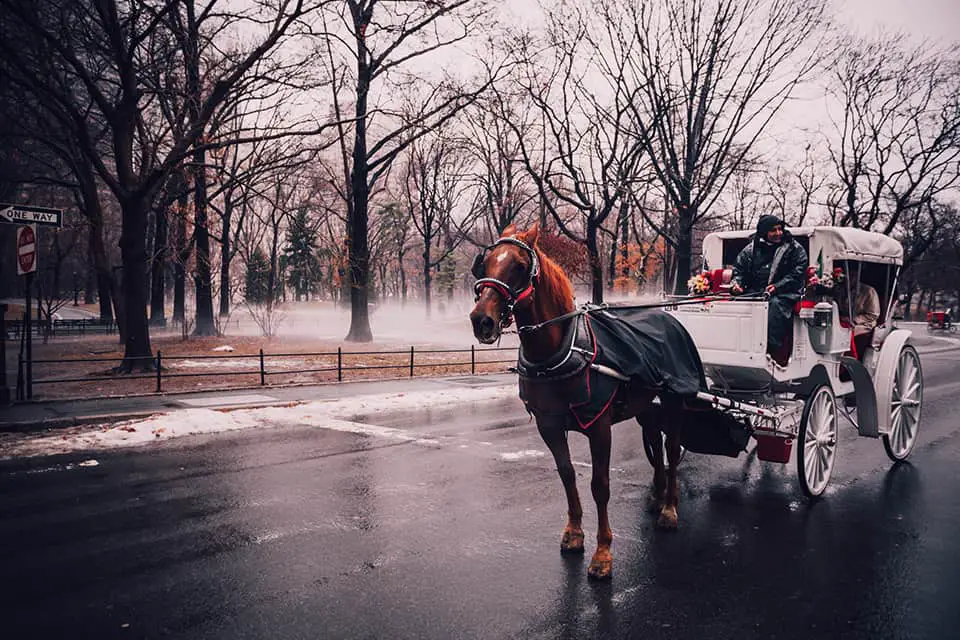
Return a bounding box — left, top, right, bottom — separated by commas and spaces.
24, 270, 33, 400
0, 303, 9, 405
14, 225, 39, 400
1, 206, 62, 402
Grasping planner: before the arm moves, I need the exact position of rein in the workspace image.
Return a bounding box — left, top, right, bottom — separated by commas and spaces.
472, 235, 768, 336
516, 294, 769, 335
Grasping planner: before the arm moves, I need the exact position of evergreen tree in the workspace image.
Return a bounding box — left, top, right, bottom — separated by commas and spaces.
283, 208, 322, 301
245, 248, 271, 304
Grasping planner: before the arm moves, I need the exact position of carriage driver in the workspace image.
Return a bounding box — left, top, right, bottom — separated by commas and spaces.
731, 215, 808, 360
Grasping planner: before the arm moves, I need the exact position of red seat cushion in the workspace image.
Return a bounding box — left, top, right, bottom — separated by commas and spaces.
709, 268, 733, 293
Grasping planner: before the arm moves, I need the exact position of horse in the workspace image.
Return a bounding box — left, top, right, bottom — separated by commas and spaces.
469, 224, 698, 580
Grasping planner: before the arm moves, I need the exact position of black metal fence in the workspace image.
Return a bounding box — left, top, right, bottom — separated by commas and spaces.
16, 345, 517, 400
7, 318, 118, 338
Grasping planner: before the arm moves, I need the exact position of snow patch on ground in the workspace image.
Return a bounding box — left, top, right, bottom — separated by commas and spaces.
211, 345, 235, 352
499, 450, 546, 461
0, 384, 518, 459
171, 357, 318, 371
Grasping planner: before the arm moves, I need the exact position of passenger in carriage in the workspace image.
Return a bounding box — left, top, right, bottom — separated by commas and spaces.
838, 264, 880, 358
730, 215, 808, 361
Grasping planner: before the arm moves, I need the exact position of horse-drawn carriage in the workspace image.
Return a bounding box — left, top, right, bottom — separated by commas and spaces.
470, 224, 921, 580
926, 310, 955, 333
669, 226, 921, 497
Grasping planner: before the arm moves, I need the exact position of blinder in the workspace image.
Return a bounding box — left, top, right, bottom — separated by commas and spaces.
471, 252, 486, 280
471, 237, 540, 329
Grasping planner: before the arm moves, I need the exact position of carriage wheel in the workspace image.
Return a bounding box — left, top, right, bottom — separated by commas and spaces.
882, 345, 923, 462
797, 384, 838, 498
641, 429, 686, 469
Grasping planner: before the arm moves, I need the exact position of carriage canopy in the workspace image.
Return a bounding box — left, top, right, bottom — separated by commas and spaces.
702, 226, 904, 271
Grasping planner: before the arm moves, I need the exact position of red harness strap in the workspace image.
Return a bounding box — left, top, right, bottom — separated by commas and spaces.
514, 284, 535, 304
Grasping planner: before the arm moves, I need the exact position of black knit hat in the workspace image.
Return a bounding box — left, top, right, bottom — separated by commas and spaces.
757, 215, 784, 235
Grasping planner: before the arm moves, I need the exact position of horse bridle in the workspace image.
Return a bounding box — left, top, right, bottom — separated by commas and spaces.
472, 237, 540, 329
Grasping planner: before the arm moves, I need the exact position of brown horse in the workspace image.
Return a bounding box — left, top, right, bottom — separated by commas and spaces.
469, 224, 690, 580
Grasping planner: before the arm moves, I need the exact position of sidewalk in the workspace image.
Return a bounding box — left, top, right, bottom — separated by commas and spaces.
0, 373, 517, 433
1, 324, 954, 434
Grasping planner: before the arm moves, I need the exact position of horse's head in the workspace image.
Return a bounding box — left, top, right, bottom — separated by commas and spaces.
469, 224, 540, 344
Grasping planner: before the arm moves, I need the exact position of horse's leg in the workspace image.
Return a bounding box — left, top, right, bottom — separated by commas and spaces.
658, 403, 684, 530
638, 418, 667, 514
587, 418, 613, 580
537, 422, 584, 554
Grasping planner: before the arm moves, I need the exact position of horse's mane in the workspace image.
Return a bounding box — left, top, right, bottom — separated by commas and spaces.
534, 245, 575, 312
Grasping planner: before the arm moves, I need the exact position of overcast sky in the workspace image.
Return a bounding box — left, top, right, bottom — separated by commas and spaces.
838, 0, 960, 42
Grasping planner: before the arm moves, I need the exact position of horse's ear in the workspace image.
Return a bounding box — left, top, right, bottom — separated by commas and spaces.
524, 222, 540, 246
502, 224, 517, 237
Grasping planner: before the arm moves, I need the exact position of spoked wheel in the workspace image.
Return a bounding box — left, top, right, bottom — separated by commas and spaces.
883, 345, 923, 461
642, 428, 686, 469
797, 384, 839, 498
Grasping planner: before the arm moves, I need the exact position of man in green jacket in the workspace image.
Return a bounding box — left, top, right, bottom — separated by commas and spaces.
731, 215, 808, 360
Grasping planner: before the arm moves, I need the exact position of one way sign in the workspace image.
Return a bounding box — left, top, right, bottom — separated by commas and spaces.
0, 204, 62, 227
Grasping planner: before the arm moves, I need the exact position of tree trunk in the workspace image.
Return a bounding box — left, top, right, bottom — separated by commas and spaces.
173, 183, 189, 325
606, 231, 617, 290
78, 165, 116, 326
150, 200, 167, 327
192, 147, 215, 334
587, 224, 604, 304
423, 246, 432, 318
620, 208, 630, 288
399, 249, 407, 305
902, 281, 916, 321
219, 200, 233, 317
118, 195, 153, 371
345, 31, 373, 342
673, 206, 696, 295
88, 224, 114, 325
84, 251, 96, 305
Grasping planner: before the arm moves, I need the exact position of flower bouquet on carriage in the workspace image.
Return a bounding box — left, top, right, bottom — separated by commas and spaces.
686, 267, 735, 296
804, 260, 845, 301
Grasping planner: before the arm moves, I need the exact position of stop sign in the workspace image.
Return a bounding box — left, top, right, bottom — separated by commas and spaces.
16, 224, 37, 275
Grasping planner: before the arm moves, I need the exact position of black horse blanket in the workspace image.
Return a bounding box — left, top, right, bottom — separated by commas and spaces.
517, 306, 706, 429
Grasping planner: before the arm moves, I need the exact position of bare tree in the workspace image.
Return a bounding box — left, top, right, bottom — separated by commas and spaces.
618, 0, 827, 292
461, 97, 539, 241
402, 130, 472, 315
0, 0, 329, 370
326, 0, 500, 341
500, 5, 650, 303
824, 35, 960, 242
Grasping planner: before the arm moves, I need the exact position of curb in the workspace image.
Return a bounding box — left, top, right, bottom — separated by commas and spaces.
0, 400, 317, 435
0, 411, 160, 434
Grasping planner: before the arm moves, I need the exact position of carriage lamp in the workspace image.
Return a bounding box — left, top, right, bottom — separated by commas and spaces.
807, 301, 835, 354
813, 302, 833, 328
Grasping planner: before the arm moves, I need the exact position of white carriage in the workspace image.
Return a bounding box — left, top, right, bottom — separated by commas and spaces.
666, 226, 922, 497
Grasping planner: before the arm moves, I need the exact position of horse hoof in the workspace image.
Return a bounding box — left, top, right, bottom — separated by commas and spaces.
645, 495, 664, 514
587, 558, 613, 580
560, 529, 585, 554
657, 507, 679, 530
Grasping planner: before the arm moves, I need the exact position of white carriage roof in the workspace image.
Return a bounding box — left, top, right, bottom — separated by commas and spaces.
703, 226, 904, 265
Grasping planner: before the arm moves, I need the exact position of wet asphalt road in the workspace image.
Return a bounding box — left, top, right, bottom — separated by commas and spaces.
1, 346, 958, 639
